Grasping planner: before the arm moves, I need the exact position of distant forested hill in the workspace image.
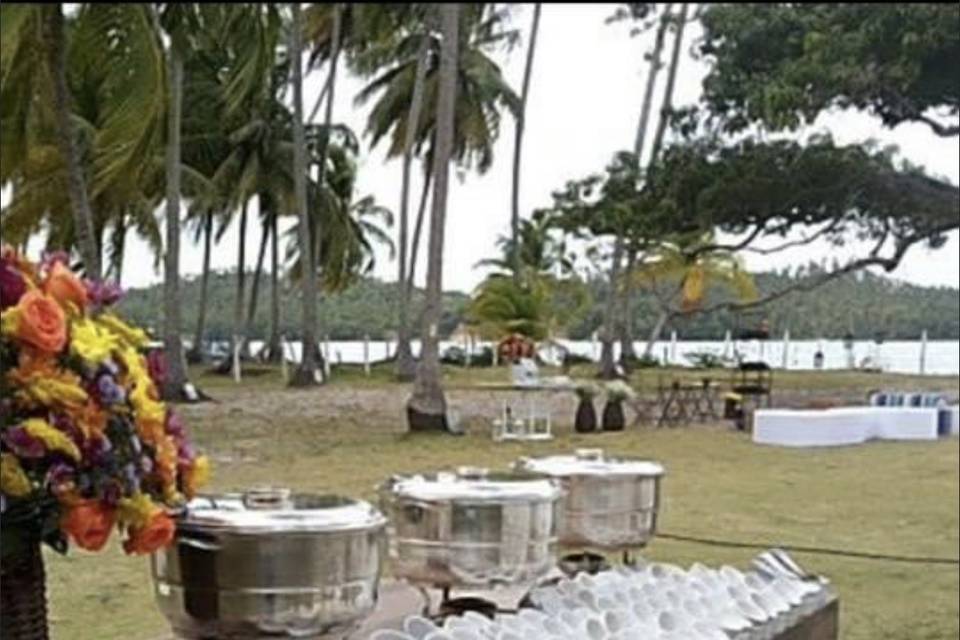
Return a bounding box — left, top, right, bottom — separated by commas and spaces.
117, 266, 959, 341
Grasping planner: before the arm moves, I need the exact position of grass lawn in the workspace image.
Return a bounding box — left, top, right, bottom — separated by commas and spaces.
44, 367, 959, 640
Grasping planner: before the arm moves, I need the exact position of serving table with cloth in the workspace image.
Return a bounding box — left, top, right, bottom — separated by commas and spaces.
753, 406, 946, 447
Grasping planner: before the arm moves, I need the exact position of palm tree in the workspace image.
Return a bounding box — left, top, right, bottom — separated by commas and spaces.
186, 209, 214, 363
394, 16, 433, 381
510, 3, 542, 282
408, 3, 460, 432
159, 6, 191, 400
630, 236, 758, 357
2, 4, 167, 278
289, 1, 322, 386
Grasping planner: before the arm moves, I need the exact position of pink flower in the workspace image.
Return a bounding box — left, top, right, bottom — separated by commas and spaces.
146, 349, 168, 388
0, 253, 26, 310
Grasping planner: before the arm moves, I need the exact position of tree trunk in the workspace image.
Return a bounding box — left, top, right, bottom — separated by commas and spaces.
110, 216, 127, 284
643, 308, 671, 359
407, 159, 433, 287
289, 2, 332, 386
45, 4, 99, 279
267, 210, 282, 362
408, 3, 459, 432
245, 211, 270, 358
161, 44, 190, 399
649, 3, 690, 163
619, 246, 639, 366
616, 4, 674, 367
187, 211, 213, 364
395, 32, 432, 381
510, 3, 542, 282
598, 238, 624, 379
231, 201, 248, 366
633, 3, 673, 160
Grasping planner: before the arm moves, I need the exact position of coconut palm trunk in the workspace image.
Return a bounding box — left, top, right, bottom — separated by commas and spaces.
187, 211, 213, 363
649, 3, 689, 163
510, 3, 542, 282
229, 201, 248, 369
289, 2, 338, 386
267, 210, 281, 362
245, 213, 271, 357
598, 237, 624, 379
618, 3, 674, 366
644, 308, 672, 359
408, 3, 459, 431
45, 4, 100, 279
161, 43, 190, 399
395, 32, 432, 380
407, 160, 433, 287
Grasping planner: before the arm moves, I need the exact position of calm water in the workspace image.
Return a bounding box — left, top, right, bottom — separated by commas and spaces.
244, 338, 960, 376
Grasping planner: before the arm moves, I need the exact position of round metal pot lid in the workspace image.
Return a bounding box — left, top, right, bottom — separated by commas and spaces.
384, 468, 561, 503
179, 488, 387, 534
516, 448, 665, 478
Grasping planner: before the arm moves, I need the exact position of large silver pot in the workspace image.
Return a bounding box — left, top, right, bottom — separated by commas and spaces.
151, 488, 386, 639
515, 448, 664, 550
379, 468, 562, 589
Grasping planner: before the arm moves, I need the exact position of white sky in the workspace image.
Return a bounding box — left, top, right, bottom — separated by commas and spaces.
12, 4, 960, 293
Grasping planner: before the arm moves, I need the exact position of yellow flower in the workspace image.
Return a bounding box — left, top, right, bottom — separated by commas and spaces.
98, 313, 149, 349
117, 493, 160, 529
183, 455, 211, 498
129, 382, 165, 424
22, 418, 81, 461
7, 353, 88, 410
1, 307, 21, 337
70, 316, 119, 364
1, 453, 32, 497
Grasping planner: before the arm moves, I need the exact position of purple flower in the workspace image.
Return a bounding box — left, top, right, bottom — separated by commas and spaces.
0, 253, 26, 310
101, 480, 123, 506
165, 410, 185, 438
2, 427, 45, 458
46, 463, 75, 494
96, 374, 126, 405
146, 349, 168, 388
83, 279, 124, 307
177, 442, 195, 466
40, 250, 70, 272
82, 435, 112, 466
140, 455, 154, 474
50, 414, 84, 448
122, 463, 140, 493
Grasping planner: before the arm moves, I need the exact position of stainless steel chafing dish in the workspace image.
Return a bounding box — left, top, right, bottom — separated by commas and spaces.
151, 487, 387, 639
378, 467, 562, 589
515, 448, 665, 550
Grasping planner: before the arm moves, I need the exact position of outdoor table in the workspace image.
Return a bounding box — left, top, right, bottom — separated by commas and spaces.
657, 378, 721, 427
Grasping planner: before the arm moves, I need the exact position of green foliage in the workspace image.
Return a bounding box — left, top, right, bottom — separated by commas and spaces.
117, 271, 468, 342
698, 4, 960, 136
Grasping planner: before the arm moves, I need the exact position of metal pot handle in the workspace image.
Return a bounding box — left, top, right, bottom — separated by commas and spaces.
575, 448, 604, 461
178, 535, 220, 552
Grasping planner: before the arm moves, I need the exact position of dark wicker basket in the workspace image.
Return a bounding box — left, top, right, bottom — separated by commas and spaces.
0, 540, 49, 640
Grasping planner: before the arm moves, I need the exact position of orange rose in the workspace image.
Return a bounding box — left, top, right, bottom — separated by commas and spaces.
123, 511, 175, 555
44, 262, 87, 311
62, 500, 116, 551
15, 290, 67, 353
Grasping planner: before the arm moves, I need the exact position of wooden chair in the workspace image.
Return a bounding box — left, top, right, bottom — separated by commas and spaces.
731, 361, 774, 408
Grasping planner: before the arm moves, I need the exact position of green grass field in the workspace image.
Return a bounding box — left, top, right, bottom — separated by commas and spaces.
44, 366, 959, 640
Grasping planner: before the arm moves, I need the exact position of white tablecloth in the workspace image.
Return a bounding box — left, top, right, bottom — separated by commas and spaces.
754, 407, 942, 447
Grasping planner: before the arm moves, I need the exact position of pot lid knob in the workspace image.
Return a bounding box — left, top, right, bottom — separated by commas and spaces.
575, 448, 604, 461
456, 466, 489, 480
242, 486, 292, 510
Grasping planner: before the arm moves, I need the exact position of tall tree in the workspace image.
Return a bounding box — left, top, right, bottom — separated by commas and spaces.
510, 3, 542, 282
44, 4, 99, 278
617, 3, 674, 366
394, 25, 432, 381
622, 3, 690, 362
161, 27, 190, 399
288, 1, 323, 386
408, 3, 459, 432
187, 210, 213, 363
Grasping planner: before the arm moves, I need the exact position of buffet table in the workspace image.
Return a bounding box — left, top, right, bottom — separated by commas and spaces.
753, 407, 944, 447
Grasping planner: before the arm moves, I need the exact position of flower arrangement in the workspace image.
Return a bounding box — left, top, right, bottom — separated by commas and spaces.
605, 380, 636, 402
0, 248, 208, 560
574, 383, 598, 400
